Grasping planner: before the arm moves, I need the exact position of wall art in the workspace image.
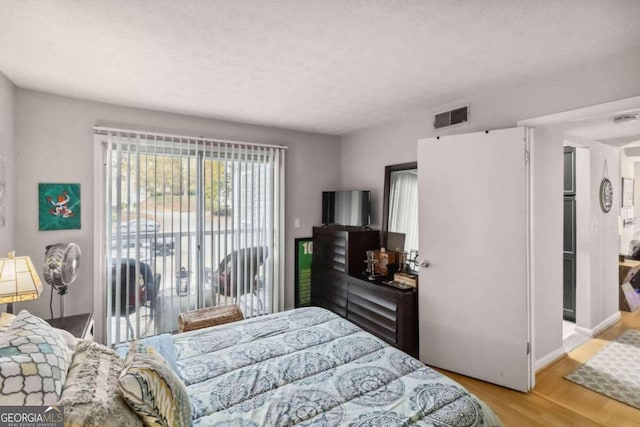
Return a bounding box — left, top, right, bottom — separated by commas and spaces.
39, 183, 81, 230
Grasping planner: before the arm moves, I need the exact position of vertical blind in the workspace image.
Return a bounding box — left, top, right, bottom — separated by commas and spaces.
95, 127, 285, 346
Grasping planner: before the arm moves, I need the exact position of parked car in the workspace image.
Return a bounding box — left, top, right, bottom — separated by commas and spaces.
119, 219, 160, 233
111, 240, 153, 264
112, 236, 175, 258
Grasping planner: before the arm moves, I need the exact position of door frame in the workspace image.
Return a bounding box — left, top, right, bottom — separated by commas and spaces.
518, 97, 639, 369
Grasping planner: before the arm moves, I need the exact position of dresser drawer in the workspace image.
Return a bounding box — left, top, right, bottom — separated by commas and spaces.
347, 280, 398, 344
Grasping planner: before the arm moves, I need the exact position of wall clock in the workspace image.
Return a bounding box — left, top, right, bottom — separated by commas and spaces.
600, 177, 613, 213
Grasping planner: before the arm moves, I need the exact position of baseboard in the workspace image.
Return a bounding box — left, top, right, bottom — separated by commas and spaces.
534, 311, 621, 372
574, 311, 621, 338
535, 346, 566, 372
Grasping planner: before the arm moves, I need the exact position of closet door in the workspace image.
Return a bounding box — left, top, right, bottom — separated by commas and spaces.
417, 127, 532, 392
563, 147, 577, 321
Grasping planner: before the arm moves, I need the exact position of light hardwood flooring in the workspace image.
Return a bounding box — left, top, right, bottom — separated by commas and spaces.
436, 310, 640, 426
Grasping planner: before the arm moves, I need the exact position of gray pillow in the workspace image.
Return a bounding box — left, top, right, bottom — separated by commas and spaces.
57, 340, 143, 427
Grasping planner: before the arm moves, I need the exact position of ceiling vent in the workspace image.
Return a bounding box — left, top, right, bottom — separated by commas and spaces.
434, 105, 469, 129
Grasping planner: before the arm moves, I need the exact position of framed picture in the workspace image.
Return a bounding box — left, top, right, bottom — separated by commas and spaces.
294, 237, 313, 308
622, 177, 634, 208
39, 183, 81, 230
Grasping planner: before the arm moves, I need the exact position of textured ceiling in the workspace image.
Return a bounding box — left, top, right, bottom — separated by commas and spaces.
553, 110, 640, 147
1, 0, 640, 135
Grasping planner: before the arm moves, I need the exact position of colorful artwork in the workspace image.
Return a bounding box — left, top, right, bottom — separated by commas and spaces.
39, 183, 81, 230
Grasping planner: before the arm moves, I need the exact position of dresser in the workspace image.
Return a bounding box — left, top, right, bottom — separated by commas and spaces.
311, 226, 418, 356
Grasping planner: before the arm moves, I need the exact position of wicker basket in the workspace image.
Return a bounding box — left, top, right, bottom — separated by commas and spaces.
178, 305, 244, 332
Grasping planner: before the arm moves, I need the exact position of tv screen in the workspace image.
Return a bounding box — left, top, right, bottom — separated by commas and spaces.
322, 190, 371, 227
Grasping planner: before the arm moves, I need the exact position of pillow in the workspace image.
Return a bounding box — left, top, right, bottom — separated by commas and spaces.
57, 340, 143, 427
119, 341, 191, 427
0, 310, 72, 405
0, 312, 16, 334
0, 311, 77, 353
54, 327, 78, 354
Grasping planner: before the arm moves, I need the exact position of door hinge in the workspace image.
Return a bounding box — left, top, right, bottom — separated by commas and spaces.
526, 342, 531, 355
525, 149, 530, 164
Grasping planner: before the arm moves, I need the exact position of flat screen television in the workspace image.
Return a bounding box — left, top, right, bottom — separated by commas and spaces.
322, 190, 371, 227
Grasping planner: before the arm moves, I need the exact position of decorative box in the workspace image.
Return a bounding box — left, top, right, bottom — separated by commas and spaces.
178, 304, 244, 332
394, 272, 418, 288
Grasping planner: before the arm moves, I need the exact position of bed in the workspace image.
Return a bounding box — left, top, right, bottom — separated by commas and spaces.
0, 307, 502, 426
168, 306, 502, 426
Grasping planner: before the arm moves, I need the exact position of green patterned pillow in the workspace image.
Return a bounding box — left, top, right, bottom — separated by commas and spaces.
118, 341, 191, 427
0, 310, 72, 405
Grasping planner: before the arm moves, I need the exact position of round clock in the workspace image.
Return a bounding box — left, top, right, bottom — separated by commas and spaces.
600, 177, 613, 213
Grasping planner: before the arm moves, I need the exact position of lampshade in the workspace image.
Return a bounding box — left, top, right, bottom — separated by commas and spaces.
0, 251, 43, 309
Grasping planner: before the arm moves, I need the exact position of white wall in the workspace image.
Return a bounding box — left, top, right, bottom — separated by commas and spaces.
563, 137, 620, 335
586, 141, 620, 330
14, 89, 341, 321
341, 46, 640, 368
0, 71, 15, 255
530, 127, 563, 370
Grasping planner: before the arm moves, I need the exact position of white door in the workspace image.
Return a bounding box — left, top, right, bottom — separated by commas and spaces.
417, 127, 532, 392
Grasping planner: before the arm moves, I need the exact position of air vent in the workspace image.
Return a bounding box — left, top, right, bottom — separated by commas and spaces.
434, 105, 469, 129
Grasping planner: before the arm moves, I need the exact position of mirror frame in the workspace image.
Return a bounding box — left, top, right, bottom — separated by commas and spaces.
381, 161, 418, 250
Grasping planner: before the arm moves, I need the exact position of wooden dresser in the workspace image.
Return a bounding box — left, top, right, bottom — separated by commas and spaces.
311, 226, 418, 357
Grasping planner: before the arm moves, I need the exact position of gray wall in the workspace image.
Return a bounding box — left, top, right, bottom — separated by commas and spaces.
342, 47, 640, 229
340, 46, 640, 370
14, 89, 341, 320
0, 71, 15, 255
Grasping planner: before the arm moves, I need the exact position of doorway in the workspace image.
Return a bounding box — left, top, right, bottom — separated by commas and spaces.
562, 143, 591, 352
519, 97, 639, 366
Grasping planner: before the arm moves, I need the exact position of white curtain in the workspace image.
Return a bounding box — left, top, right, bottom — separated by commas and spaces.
95, 128, 285, 345
388, 170, 419, 253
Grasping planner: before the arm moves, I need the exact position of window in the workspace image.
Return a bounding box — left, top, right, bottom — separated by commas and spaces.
94, 128, 285, 345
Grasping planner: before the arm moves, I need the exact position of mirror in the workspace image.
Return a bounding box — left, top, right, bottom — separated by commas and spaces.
382, 162, 418, 271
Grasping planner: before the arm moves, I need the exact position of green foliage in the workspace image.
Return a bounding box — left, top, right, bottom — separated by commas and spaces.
113, 154, 230, 211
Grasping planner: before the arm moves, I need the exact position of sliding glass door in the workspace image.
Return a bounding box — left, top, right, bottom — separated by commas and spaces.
95, 129, 285, 345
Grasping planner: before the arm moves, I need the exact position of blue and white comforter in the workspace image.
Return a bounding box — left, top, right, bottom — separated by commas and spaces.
170, 307, 502, 426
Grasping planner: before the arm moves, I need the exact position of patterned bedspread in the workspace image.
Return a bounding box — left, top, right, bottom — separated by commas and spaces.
171, 307, 503, 426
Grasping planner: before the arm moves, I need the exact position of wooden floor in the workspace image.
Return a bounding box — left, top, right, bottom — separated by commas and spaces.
437, 310, 640, 426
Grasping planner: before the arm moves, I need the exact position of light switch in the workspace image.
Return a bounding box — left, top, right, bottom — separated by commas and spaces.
294, 218, 301, 228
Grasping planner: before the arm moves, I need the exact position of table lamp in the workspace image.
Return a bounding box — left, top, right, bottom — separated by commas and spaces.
0, 251, 43, 314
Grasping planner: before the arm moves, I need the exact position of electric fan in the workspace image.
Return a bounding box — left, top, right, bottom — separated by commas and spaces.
43, 243, 81, 318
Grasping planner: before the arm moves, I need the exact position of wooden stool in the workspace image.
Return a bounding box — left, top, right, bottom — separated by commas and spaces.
178, 305, 244, 332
